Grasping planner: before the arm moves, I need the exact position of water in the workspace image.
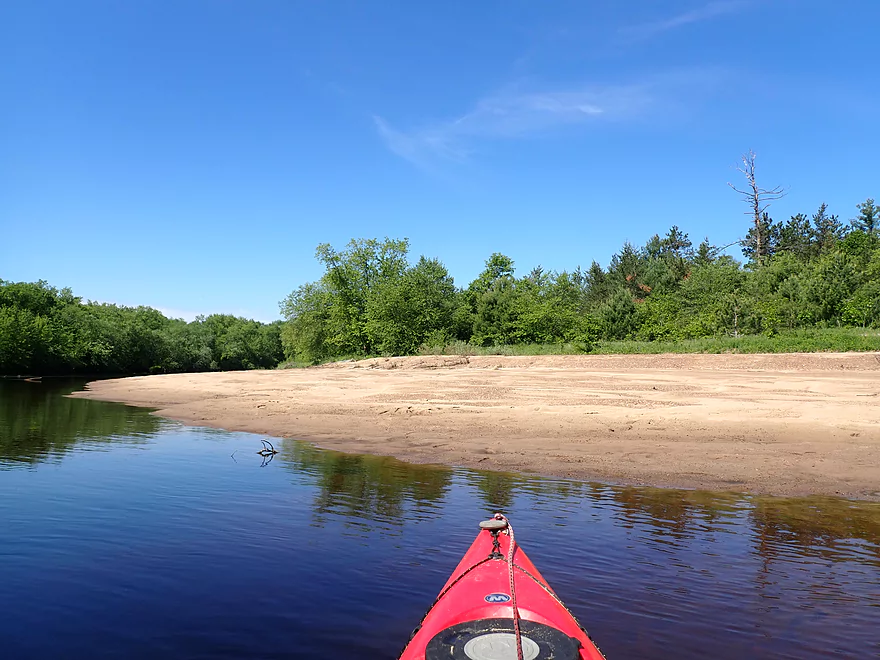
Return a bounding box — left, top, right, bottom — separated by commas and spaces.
0, 380, 878, 659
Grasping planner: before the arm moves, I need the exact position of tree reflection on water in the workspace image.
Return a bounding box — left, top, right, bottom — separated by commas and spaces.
0, 380, 162, 465
276, 435, 880, 568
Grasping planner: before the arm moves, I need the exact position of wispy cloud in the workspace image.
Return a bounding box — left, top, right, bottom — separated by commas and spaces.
375, 70, 720, 167
620, 1, 747, 40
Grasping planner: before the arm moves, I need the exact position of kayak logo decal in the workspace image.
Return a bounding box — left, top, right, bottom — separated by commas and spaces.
484, 593, 511, 603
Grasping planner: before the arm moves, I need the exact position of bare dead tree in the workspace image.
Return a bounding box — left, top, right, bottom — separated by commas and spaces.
728, 150, 786, 262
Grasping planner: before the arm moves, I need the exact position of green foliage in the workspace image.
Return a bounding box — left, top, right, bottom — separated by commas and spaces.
598, 289, 638, 339
280, 282, 332, 364
0, 380, 162, 464
812, 203, 845, 254
842, 281, 880, 327
470, 253, 516, 293
365, 256, 459, 355
778, 213, 815, 258
470, 268, 519, 346
595, 328, 880, 354
417, 328, 880, 357
280, 238, 464, 362
0, 280, 283, 376
15, 192, 880, 375
513, 269, 599, 345
742, 212, 779, 263
840, 229, 879, 258
852, 198, 879, 235
313, 237, 411, 355
280, 207, 880, 362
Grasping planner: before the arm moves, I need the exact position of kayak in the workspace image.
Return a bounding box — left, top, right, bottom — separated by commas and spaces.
399, 515, 606, 660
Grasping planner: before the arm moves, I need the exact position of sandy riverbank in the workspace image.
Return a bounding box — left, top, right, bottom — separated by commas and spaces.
71, 353, 880, 500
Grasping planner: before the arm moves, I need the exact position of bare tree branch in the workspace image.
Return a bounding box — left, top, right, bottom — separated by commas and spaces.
727, 149, 787, 262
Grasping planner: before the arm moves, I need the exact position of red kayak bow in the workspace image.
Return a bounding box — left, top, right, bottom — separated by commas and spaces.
399, 515, 606, 660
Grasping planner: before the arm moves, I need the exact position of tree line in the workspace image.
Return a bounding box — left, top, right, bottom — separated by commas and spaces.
280, 195, 880, 363
0, 280, 284, 376
5, 155, 877, 374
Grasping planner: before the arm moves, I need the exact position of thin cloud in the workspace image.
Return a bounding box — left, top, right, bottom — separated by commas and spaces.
375, 70, 719, 167
374, 116, 468, 165
620, 1, 747, 40
375, 84, 647, 167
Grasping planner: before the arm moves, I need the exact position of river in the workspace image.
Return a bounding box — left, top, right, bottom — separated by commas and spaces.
0, 380, 878, 658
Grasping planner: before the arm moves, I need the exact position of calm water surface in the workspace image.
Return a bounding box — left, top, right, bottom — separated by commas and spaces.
1, 380, 878, 659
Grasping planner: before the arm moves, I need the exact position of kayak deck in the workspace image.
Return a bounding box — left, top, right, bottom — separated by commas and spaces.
399, 517, 606, 660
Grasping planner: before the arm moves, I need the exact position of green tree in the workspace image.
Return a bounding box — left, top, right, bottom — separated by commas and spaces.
314, 237, 410, 355
778, 213, 815, 259
677, 257, 746, 337
468, 254, 519, 346
742, 212, 780, 263
692, 238, 716, 266
365, 256, 458, 355
280, 283, 332, 364
609, 242, 649, 298
470, 253, 515, 293
512, 269, 597, 345
597, 289, 638, 339
1, 280, 282, 376
584, 261, 613, 306
812, 203, 845, 255
852, 198, 879, 235
801, 252, 858, 323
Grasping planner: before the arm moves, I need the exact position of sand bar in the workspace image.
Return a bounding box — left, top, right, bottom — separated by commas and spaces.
71, 353, 880, 500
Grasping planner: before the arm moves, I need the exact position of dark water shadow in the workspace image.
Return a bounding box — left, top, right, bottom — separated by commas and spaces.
0, 379, 163, 466
279, 441, 454, 533
275, 439, 880, 570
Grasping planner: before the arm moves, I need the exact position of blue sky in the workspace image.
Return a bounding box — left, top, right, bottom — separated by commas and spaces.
2, 1, 878, 321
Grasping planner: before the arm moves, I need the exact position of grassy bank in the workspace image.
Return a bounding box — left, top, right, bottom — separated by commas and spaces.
276, 328, 880, 368
418, 328, 880, 357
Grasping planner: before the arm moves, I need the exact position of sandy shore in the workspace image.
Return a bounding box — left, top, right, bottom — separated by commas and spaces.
71, 353, 880, 500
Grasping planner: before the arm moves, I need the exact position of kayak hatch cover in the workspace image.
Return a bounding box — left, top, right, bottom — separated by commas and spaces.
398, 515, 607, 660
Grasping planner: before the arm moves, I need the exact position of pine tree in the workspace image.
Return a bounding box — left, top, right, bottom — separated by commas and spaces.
812, 203, 845, 254
661, 226, 692, 258
852, 198, 879, 235
778, 213, 814, 259
693, 238, 716, 266
742, 212, 779, 263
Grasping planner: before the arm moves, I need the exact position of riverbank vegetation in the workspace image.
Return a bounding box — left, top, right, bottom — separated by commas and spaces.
0, 281, 283, 376
281, 196, 880, 364
416, 328, 880, 357
5, 177, 878, 373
